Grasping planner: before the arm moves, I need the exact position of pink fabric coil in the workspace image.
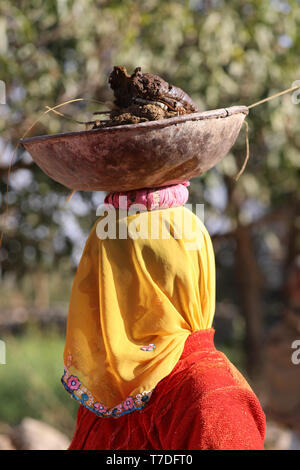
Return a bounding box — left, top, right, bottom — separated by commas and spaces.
104, 181, 190, 211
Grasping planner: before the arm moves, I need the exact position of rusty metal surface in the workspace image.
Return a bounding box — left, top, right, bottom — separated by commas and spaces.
21, 105, 248, 192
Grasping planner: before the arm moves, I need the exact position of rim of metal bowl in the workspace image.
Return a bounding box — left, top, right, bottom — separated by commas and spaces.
20, 105, 249, 144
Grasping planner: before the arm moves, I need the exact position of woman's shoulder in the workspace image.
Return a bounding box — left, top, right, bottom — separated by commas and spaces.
151, 349, 255, 408
147, 350, 265, 450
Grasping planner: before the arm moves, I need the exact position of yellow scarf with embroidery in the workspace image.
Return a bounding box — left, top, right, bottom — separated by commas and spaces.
62, 205, 215, 417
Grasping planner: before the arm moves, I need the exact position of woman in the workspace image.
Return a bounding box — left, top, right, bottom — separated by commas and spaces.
62, 183, 265, 450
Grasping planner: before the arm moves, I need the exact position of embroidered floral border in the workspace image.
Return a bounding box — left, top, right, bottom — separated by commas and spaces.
61, 365, 153, 418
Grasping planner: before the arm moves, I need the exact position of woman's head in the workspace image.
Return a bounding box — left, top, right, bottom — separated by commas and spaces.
63, 205, 215, 415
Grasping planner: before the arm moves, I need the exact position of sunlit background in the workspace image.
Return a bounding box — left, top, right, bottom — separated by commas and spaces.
0, 0, 300, 450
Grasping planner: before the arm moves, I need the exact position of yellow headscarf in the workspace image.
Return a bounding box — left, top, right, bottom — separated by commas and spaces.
62, 205, 215, 417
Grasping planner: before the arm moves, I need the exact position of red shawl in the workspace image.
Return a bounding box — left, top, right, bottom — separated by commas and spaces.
68, 329, 265, 450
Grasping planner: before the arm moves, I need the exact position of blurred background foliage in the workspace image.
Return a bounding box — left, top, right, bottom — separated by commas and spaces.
0, 0, 300, 441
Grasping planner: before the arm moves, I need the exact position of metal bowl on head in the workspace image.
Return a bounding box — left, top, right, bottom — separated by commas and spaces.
21, 105, 248, 192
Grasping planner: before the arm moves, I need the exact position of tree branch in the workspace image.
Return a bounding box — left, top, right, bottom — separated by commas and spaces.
0, 161, 35, 179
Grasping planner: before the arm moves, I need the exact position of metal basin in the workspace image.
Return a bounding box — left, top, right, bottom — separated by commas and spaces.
21, 105, 248, 191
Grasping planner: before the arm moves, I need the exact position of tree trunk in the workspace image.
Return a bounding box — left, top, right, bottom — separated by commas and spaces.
235, 224, 264, 379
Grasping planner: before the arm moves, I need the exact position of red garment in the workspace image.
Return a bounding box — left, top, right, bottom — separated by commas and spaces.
68, 329, 265, 450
